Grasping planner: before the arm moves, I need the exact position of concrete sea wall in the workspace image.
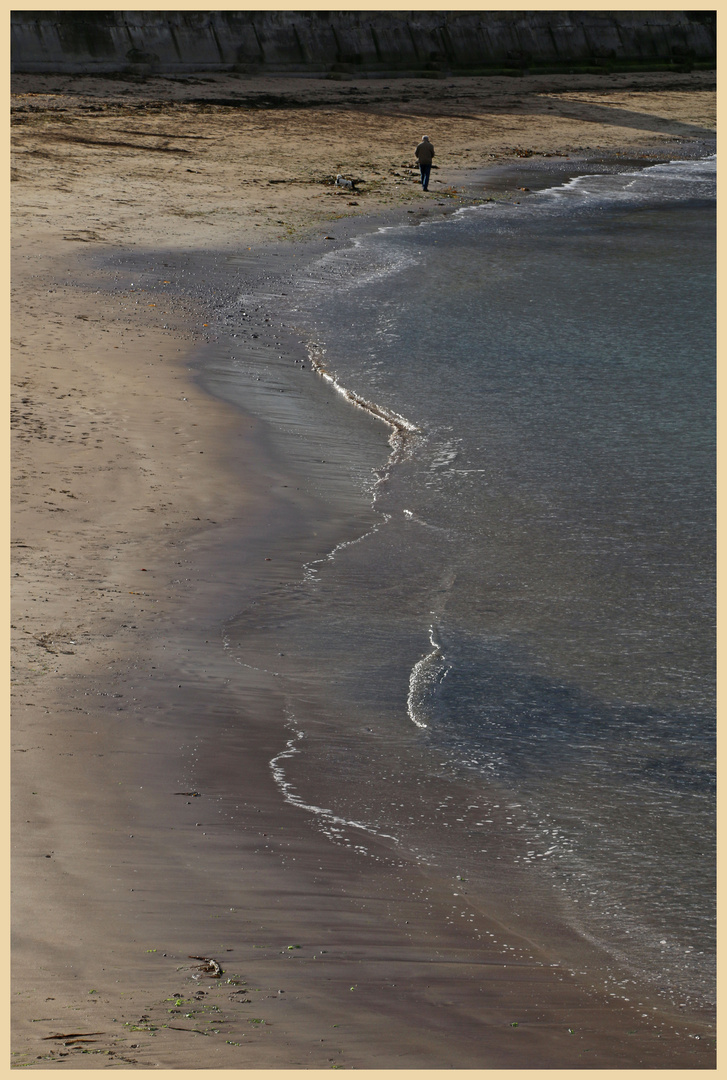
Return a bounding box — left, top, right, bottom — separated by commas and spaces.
11, 10, 716, 76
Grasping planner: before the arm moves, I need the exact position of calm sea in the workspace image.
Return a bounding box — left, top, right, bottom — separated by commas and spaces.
216, 156, 715, 1012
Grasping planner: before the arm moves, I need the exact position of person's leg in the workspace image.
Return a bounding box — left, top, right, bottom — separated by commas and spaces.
421, 162, 431, 190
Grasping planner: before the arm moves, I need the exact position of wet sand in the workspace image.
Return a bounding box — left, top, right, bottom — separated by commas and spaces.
11, 70, 716, 1068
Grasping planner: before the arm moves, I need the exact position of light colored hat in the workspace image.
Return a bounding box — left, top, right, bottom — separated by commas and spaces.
422, 135, 430, 141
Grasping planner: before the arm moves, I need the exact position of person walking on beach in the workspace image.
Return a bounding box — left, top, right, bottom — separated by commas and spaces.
415, 134, 434, 191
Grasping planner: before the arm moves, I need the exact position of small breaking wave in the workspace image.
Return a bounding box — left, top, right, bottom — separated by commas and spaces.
407, 625, 451, 729
300, 236, 418, 296
537, 154, 716, 208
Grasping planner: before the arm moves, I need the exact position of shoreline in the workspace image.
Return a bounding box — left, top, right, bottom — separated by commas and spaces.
204, 158, 715, 1024
11, 71, 715, 1068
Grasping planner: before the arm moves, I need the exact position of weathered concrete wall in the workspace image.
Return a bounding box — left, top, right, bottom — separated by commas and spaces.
11, 10, 716, 76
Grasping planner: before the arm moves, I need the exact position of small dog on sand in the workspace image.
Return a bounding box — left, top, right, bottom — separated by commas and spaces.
335, 174, 361, 191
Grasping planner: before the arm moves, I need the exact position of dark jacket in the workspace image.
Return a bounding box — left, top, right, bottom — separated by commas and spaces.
415, 139, 435, 165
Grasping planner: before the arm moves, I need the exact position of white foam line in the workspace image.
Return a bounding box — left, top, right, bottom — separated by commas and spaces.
303, 512, 392, 581
537, 155, 716, 202
308, 348, 419, 439
297, 342, 423, 582
269, 723, 398, 842
447, 154, 716, 223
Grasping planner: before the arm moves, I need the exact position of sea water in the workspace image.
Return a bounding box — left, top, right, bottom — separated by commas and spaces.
221, 156, 715, 1012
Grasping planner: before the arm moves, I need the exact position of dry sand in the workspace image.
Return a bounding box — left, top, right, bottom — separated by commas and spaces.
11, 70, 716, 1069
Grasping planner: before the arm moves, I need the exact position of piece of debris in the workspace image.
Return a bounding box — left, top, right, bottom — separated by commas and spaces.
43, 1032, 104, 1040
189, 955, 223, 978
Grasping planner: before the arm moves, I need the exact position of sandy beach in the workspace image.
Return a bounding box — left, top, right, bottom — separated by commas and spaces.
11, 70, 716, 1069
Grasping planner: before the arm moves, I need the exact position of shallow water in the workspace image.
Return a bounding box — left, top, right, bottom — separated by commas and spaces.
209, 156, 715, 1014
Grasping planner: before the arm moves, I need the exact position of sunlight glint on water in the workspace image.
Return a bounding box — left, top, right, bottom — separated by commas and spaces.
279, 158, 716, 1007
